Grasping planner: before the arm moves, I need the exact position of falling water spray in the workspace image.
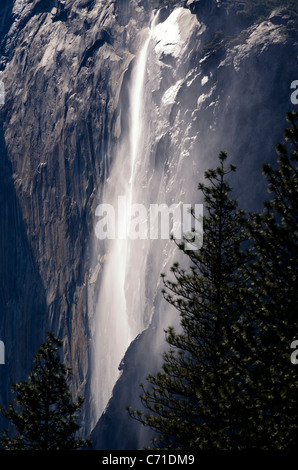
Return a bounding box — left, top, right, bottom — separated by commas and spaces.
91, 11, 160, 427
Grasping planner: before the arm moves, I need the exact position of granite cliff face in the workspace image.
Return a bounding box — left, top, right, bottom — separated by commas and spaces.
0, 0, 297, 449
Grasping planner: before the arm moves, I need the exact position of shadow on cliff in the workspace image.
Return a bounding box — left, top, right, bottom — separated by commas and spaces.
0, 116, 48, 433
0, 0, 14, 65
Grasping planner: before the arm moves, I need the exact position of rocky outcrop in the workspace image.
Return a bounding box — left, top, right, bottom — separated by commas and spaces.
0, 0, 136, 433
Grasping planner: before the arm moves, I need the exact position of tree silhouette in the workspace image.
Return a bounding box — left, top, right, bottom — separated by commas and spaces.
238, 110, 298, 449
0, 332, 91, 450
128, 112, 298, 450
128, 152, 249, 449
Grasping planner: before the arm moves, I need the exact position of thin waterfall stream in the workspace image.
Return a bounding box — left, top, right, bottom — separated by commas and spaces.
91, 11, 160, 426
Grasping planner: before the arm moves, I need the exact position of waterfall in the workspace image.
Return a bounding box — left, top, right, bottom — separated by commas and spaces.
91, 11, 160, 426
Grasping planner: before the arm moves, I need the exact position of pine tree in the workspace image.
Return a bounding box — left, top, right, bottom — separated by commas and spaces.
128, 152, 250, 449
0, 332, 91, 450
238, 111, 298, 449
